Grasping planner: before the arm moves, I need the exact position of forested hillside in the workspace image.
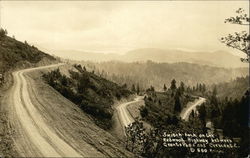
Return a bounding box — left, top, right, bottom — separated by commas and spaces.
43, 64, 132, 129
141, 79, 197, 128
211, 76, 249, 100
124, 78, 249, 157
79, 61, 248, 90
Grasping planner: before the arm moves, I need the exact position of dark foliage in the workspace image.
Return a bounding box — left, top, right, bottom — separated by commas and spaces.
43, 66, 131, 129
142, 80, 197, 129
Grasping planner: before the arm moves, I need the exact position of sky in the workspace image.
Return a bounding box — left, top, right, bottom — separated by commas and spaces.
0, 1, 249, 57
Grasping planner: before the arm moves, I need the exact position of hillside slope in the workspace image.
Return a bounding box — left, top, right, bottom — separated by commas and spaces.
212, 76, 249, 100
1, 65, 133, 157
0, 32, 57, 156
0, 34, 56, 76
43, 64, 132, 129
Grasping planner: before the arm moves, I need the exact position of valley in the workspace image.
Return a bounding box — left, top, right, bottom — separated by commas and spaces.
0, 12, 248, 156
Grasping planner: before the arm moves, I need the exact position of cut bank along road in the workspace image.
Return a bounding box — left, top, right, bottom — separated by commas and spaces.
11, 64, 83, 157
116, 96, 144, 128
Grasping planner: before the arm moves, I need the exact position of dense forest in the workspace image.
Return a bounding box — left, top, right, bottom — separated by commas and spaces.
77, 60, 248, 90
141, 80, 197, 128
43, 64, 132, 129
124, 78, 249, 157
199, 87, 249, 157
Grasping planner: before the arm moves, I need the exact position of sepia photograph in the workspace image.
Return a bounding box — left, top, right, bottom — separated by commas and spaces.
0, 0, 249, 157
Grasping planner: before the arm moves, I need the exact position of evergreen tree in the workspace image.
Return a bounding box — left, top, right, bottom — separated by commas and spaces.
198, 104, 206, 125
83, 66, 86, 71
0, 28, 7, 37
180, 81, 185, 93
190, 110, 195, 119
196, 83, 199, 91
192, 86, 195, 91
212, 86, 217, 97
158, 100, 162, 105
150, 86, 155, 92
170, 79, 177, 90
122, 83, 127, 89
202, 84, 206, 92
174, 95, 181, 113
131, 84, 136, 92
136, 83, 140, 94
163, 84, 167, 92
198, 83, 202, 92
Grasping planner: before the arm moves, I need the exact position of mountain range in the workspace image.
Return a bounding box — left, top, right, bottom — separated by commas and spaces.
56, 48, 247, 68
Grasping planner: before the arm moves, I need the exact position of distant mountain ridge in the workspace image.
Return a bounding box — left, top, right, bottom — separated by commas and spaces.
56, 48, 247, 68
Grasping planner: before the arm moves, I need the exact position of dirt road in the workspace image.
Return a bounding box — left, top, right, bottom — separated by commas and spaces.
116, 96, 144, 127
11, 64, 85, 157
180, 97, 206, 121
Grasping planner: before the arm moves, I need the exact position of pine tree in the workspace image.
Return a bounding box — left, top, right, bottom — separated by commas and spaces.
163, 84, 167, 92
180, 81, 185, 93
198, 104, 206, 125
199, 83, 202, 92
170, 79, 177, 90
202, 84, 206, 92
131, 84, 136, 92
122, 83, 127, 89
196, 83, 199, 91
136, 84, 140, 94
212, 86, 217, 97
174, 94, 181, 113
150, 86, 155, 92
190, 110, 195, 119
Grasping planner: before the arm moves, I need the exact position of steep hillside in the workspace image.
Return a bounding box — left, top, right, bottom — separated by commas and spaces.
1, 65, 134, 157
80, 61, 248, 90
0, 32, 56, 76
43, 64, 132, 129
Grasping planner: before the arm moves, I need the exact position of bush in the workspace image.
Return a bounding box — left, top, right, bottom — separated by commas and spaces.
0, 28, 7, 37
139, 106, 148, 118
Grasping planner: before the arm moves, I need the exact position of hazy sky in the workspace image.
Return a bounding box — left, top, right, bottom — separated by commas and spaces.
0, 1, 249, 56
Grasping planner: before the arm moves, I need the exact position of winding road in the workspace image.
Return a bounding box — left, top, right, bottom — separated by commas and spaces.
9, 62, 204, 156
116, 96, 144, 127
11, 64, 83, 157
180, 97, 206, 121
117, 95, 205, 129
